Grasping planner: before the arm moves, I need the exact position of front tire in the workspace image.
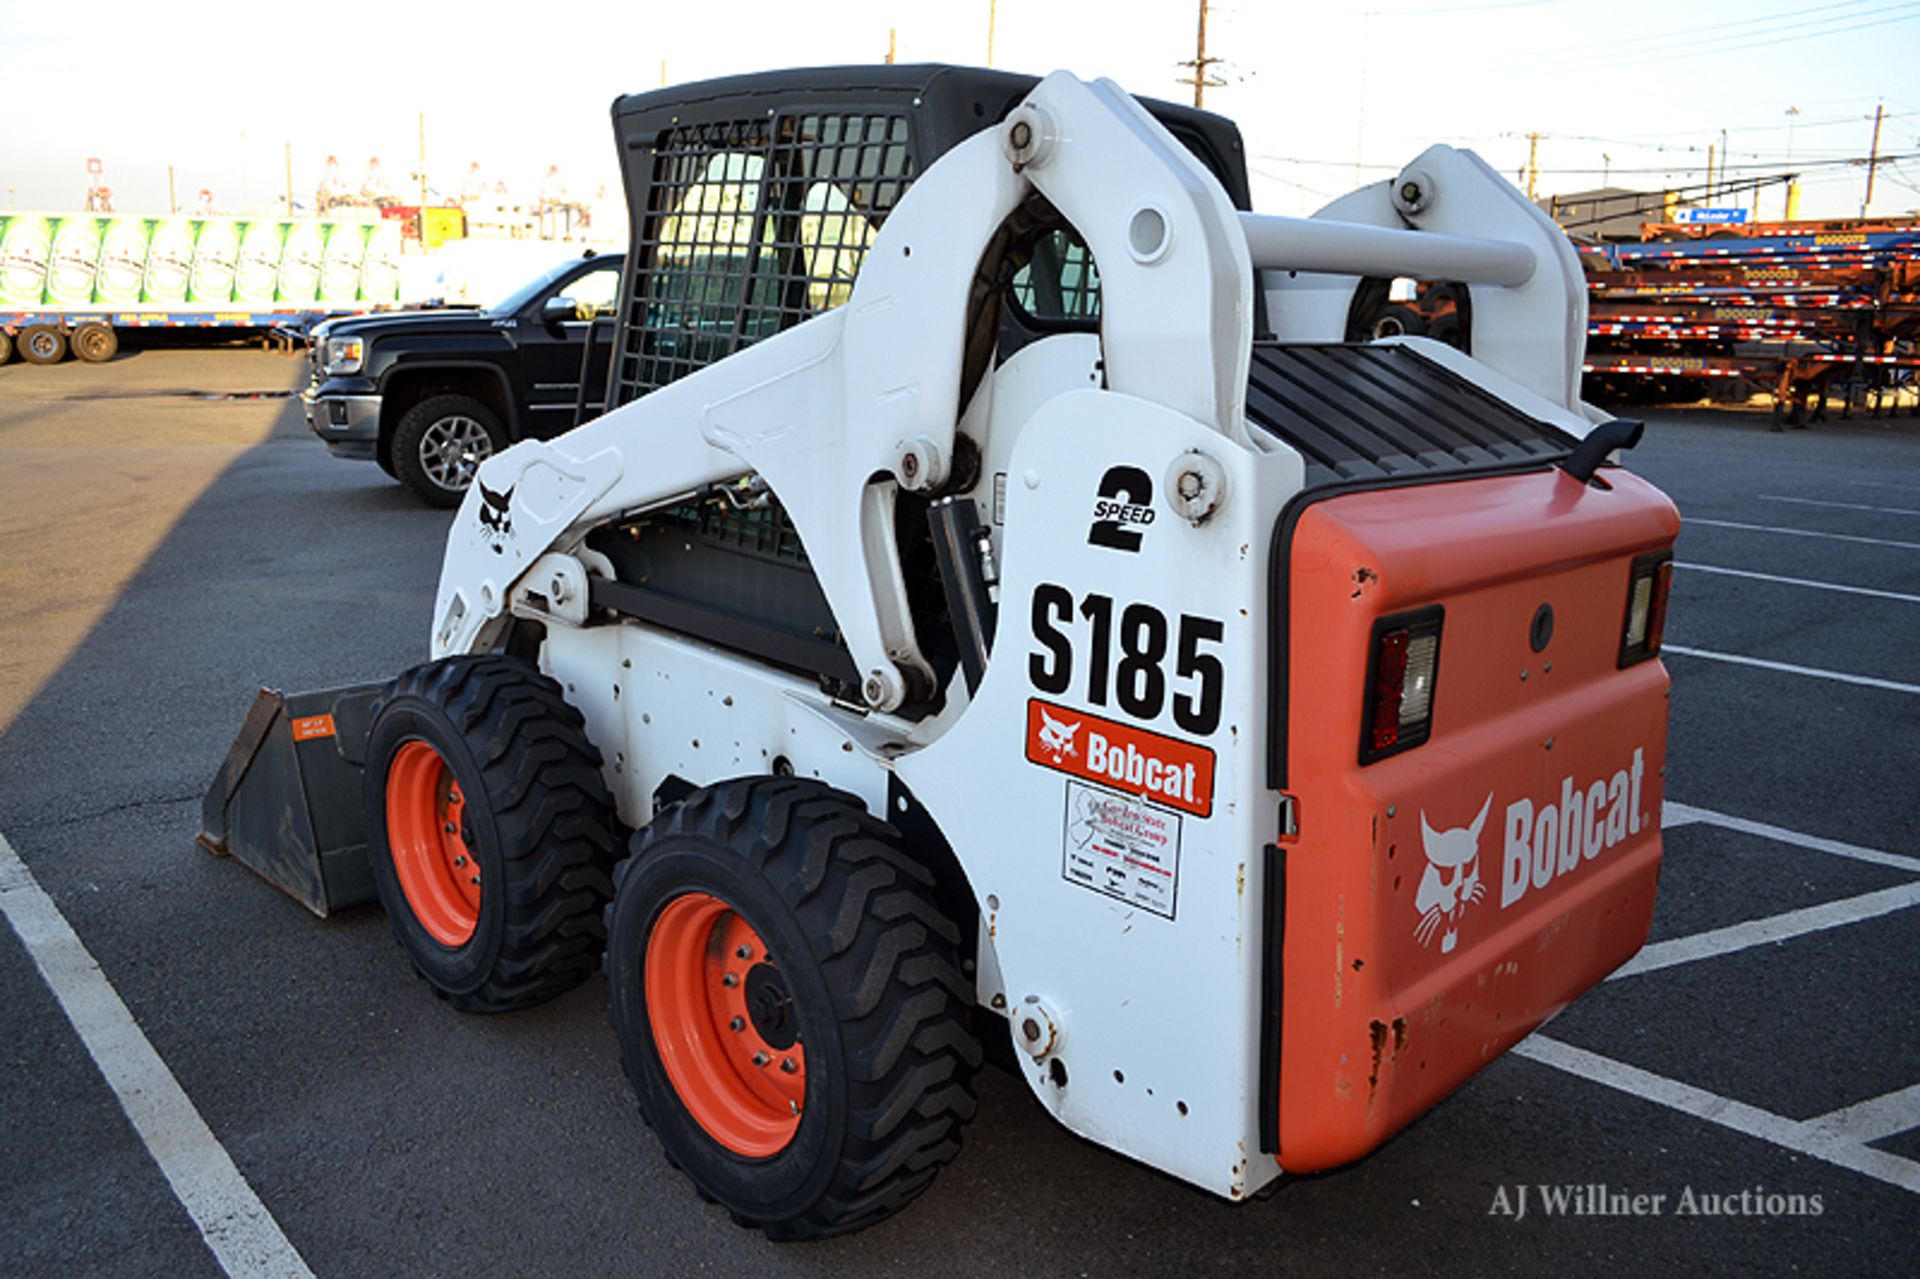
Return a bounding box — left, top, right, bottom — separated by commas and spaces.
607, 778, 981, 1240
364, 655, 621, 1012
391, 393, 506, 508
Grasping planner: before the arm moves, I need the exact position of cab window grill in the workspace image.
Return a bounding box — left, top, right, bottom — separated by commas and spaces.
616, 112, 914, 403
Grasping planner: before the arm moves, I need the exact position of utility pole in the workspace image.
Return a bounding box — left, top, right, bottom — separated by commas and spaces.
887, 27, 896, 64
167, 165, 177, 214
986, 0, 997, 68
418, 112, 428, 207
1704, 143, 1715, 200
1176, 0, 1224, 109
284, 141, 294, 216
1784, 105, 1800, 220
1525, 132, 1541, 201
1862, 100, 1885, 215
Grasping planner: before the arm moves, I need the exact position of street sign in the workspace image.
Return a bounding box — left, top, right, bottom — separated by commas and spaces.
1675, 207, 1750, 225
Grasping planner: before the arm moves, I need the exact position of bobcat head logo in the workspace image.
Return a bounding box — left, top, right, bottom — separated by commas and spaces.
476, 478, 514, 551
1416, 795, 1490, 954
1036, 708, 1080, 764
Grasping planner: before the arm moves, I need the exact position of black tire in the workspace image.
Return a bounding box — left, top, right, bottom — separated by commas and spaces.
18, 324, 67, 365
1370, 304, 1426, 340
391, 393, 507, 508
1427, 312, 1465, 349
364, 655, 621, 1012
0, 330, 12, 364
607, 778, 981, 1240
70, 322, 118, 363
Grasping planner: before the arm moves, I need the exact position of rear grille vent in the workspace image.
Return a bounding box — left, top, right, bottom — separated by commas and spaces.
1247, 343, 1575, 490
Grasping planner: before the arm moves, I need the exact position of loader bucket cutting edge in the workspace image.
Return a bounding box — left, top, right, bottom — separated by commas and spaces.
198, 683, 384, 917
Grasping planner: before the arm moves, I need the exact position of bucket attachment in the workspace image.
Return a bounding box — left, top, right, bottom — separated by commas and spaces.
198, 684, 384, 917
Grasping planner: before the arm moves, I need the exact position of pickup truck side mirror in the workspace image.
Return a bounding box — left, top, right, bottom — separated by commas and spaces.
540, 296, 582, 325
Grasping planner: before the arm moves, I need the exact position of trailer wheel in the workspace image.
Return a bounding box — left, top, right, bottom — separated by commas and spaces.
70, 322, 118, 363
364, 655, 621, 1012
607, 777, 981, 1240
0, 330, 12, 365
18, 324, 67, 365
391, 393, 506, 508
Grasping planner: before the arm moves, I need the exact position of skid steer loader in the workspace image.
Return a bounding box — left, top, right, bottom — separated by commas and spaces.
201, 65, 1679, 1238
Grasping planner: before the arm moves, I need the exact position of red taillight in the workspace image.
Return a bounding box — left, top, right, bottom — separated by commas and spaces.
1360, 607, 1444, 764
1370, 630, 1409, 752
1620, 552, 1674, 666
1646, 560, 1673, 651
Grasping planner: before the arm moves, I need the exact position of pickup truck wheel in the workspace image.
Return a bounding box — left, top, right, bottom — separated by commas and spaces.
607, 777, 981, 1240
18, 324, 67, 365
392, 393, 506, 507
70, 323, 118, 363
364, 655, 622, 1012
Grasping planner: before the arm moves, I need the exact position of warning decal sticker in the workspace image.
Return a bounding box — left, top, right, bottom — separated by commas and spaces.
1061, 780, 1182, 919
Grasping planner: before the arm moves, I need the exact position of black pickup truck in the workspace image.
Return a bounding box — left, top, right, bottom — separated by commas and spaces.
302, 251, 621, 506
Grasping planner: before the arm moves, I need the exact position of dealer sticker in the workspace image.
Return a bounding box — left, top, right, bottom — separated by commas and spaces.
1062, 780, 1181, 919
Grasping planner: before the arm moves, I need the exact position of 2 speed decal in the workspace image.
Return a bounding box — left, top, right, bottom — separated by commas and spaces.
1088, 465, 1155, 552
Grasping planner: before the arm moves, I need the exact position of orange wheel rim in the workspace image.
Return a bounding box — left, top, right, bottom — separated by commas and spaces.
385, 740, 482, 946
646, 892, 806, 1157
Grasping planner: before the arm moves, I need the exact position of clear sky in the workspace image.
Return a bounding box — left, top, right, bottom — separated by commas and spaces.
1, 0, 1914, 222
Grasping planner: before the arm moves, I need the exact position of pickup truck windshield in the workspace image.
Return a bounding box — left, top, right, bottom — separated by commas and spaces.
486, 260, 593, 315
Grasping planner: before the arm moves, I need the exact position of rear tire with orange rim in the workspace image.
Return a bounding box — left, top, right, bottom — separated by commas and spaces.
364, 655, 621, 1012
606, 777, 980, 1240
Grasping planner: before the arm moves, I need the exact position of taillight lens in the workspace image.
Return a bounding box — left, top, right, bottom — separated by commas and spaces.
1360, 606, 1444, 763
1619, 552, 1674, 666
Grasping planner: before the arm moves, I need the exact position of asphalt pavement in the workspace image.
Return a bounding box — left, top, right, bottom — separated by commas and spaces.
0, 351, 1914, 1275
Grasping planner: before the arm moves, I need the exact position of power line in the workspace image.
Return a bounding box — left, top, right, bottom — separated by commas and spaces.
1507, 3, 1920, 74
1493, 0, 1903, 67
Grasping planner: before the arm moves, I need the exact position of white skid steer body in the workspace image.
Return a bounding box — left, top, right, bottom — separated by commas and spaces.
426, 71, 1604, 1199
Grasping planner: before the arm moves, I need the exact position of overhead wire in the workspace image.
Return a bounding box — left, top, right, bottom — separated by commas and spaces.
1501, 3, 1920, 74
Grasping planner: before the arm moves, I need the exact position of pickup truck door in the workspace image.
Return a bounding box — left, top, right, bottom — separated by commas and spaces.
517, 260, 622, 438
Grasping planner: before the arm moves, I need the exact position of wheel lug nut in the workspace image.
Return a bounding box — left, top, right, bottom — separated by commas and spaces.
752, 1052, 770, 1067
469, 875, 481, 885
736, 944, 753, 960
730, 1017, 745, 1032
780, 1057, 797, 1074
454, 855, 467, 867
444, 823, 457, 834
722, 972, 739, 988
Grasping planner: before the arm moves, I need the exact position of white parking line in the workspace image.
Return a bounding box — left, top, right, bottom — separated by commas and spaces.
1663, 802, 1920, 875
1662, 645, 1920, 695
1855, 480, 1920, 494
1611, 881, 1920, 980
1808, 1083, 1920, 1145
1674, 562, 1920, 605
1759, 494, 1920, 518
1687, 517, 1920, 552
0, 832, 313, 1279
1514, 1035, 1920, 1195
